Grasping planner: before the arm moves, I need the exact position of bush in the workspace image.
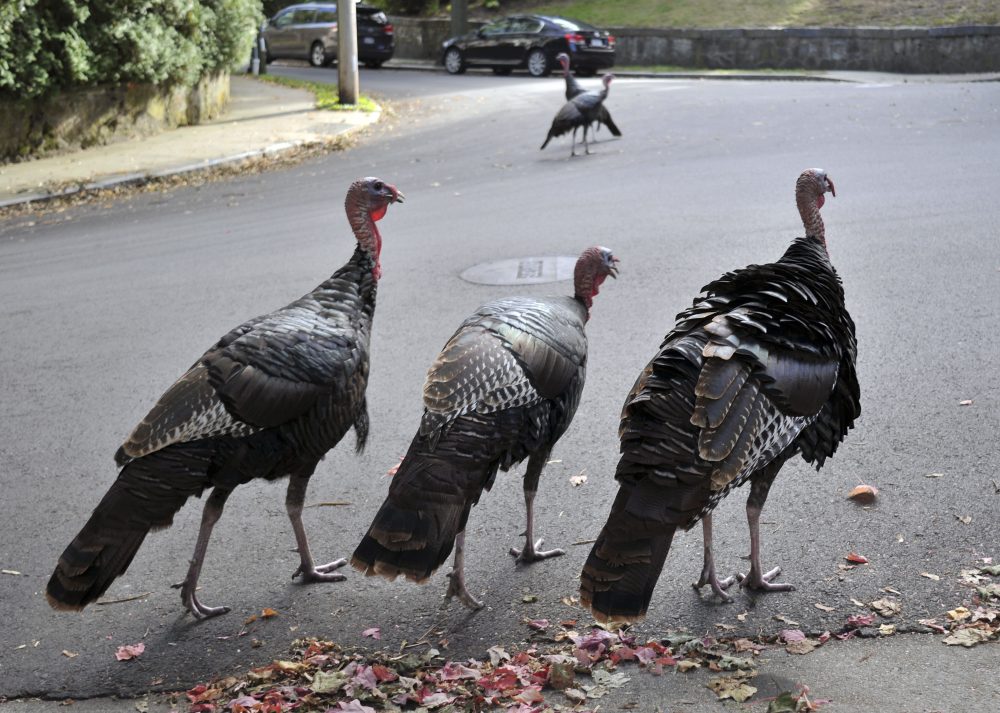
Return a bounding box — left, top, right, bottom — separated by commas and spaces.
0, 0, 262, 100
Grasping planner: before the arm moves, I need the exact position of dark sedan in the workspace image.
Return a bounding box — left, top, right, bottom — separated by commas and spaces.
442, 14, 615, 77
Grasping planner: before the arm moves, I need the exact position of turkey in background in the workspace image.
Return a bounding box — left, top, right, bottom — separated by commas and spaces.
556, 52, 621, 141
541, 74, 617, 157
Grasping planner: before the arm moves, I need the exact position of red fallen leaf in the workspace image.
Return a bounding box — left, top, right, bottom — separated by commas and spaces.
780, 629, 806, 643
513, 686, 544, 704
115, 642, 145, 661
847, 484, 879, 503
559, 619, 577, 628
845, 552, 869, 564
190, 704, 216, 713
438, 662, 480, 680
372, 664, 398, 682
526, 618, 549, 631
361, 626, 381, 640
847, 613, 876, 628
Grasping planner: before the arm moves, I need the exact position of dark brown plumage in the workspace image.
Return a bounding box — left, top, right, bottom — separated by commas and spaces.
580, 169, 860, 623
352, 247, 619, 609
556, 53, 621, 140
541, 74, 615, 156
46, 177, 403, 618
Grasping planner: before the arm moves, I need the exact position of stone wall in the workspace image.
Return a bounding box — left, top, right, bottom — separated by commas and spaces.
391, 19, 1000, 73
0, 72, 230, 164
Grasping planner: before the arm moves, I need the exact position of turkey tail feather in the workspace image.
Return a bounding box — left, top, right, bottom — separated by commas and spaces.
47, 452, 208, 610
600, 108, 622, 137
580, 485, 677, 623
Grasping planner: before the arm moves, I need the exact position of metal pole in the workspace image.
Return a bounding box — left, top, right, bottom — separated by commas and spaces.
338, 0, 359, 105
451, 0, 468, 38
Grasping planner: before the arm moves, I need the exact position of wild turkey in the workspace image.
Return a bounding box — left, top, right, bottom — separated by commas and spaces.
352, 247, 619, 609
580, 169, 860, 623
556, 53, 621, 140
541, 74, 615, 157
46, 177, 404, 619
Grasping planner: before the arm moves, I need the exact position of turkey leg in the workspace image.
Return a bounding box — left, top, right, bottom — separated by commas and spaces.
287, 471, 347, 582
445, 530, 483, 610
693, 514, 736, 601
172, 486, 232, 619
737, 463, 795, 592
510, 451, 565, 563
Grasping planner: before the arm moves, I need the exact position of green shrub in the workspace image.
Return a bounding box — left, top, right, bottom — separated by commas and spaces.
0, 0, 262, 99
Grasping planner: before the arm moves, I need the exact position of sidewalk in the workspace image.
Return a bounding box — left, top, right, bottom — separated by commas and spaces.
0, 75, 379, 210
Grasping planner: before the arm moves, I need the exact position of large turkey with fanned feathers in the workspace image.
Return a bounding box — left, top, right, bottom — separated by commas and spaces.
46, 177, 403, 619
352, 247, 619, 609
580, 169, 860, 623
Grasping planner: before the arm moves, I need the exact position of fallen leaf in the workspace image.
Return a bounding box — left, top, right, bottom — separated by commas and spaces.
918, 618, 947, 633
569, 473, 587, 487
958, 399, 973, 406
780, 629, 806, 643
331, 700, 377, 713
879, 623, 896, 635
676, 660, 700, 672
845, 552, 869, 564
522, 594, 538, 603
870, 598, 902, 617
548, 660, 576, 689
924, 472, 944, 478
882, 586, 902, 595
773, 614, 799, 626
956, 515, 972, 525
1, 569, 22, 576
361, 627, 381, 640
785, 638, 820, 655
61, 650, 78, 658
947, 607, 972, 621
847, 484, 879, 503
847, 613, 876, 628
261, 608, 278, 618
560, 595, 579, 606
736, 611, 748, 622
943, 628, 993, 647
920, 572, 941, 581
592, 668, 630, 688
486, 645, 510, 666
115, 643, 145, 661
850, 598, 866, 607
564, 688, 587, 704
814, 602, 836, 612
311, 669, 348, 693
706, 675, 758, 702
526, 618, 549, 631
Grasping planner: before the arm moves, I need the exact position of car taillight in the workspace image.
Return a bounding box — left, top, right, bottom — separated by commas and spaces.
564, 33, 585, 45
384, 23, 393, 35
607, 34, 615, 47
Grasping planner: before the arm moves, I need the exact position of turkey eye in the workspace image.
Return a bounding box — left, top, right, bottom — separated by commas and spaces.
374, 181, 384, 191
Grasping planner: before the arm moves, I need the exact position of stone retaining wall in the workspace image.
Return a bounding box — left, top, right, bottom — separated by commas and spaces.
0, 72, 230, 164
391, 19, 1000, 73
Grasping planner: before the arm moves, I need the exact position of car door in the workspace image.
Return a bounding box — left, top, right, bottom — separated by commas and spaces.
465, 18, 512, 64
287, 8, 319, 59
505, 17, 542, 64
265, 8, 298, 58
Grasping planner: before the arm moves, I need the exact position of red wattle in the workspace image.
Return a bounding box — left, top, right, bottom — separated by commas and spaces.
370, 205, 388, 222
817, 194, 825, 210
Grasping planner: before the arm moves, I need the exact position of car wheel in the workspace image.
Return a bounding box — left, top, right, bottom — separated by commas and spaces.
526, 49, 550, 77
443, 47, 466, 74
309, 42, 327, 67
363, 59, 384, 69
491, 67, 512, 76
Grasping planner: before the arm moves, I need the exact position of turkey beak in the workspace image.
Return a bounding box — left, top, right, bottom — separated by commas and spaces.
389, 185, 405, 204
825, 177, 836, 198
608, 257, 620, 278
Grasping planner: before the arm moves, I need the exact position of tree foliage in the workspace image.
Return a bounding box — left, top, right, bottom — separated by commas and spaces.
0, 0, 262, 99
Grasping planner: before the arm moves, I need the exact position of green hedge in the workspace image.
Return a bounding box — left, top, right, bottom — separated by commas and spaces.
0, 0, 262, 100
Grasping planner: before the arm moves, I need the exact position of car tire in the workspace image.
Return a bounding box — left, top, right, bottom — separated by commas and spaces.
491, 67, 512, 76
443, 47, 466, 75
526, 49, 551, 77
363, 59, 384, 69
309, 42, 328, 67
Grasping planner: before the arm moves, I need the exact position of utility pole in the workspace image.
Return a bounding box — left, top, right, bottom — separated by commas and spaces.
451, 0, 468, 37
338, 0, 359, 105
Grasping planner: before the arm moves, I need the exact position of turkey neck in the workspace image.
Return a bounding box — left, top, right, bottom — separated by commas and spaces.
347, 203, 383, 279
574, 273, 603, 321
796, 189, 826, 249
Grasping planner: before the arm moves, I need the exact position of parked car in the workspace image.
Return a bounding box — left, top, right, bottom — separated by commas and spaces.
262, 2, 394, 68
441, 14, 615, 77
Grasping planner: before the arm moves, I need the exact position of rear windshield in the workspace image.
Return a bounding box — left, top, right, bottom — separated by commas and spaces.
546, 17, 599, 32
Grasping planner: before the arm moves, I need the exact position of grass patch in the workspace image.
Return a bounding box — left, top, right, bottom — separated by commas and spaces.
255, 74, 380, 112
482, 0, 1000, 27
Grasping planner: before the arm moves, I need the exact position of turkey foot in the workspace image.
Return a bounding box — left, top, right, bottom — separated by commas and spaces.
737, 565, 795, 592
692, 517, 735, 601
509, 537, 566, 564
172, 580, 230, 619
292, 557, 348, 583
444, 530, 483, 610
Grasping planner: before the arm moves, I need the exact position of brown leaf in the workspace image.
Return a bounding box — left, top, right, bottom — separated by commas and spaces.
61, 650, 78, 658
919, 572, 941, 581
847, 484, 879, 503
785, 638, 820, 655
706, 675, 758, 702
814, 602, 836, 612
947, 607, 971, 621
773, 614, 799, 626
261, 608, 278, 618
845, 552, 869, 564
870, 598, 902, 617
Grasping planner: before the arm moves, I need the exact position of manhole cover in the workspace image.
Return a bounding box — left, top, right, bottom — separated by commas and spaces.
460, 256, 578, 286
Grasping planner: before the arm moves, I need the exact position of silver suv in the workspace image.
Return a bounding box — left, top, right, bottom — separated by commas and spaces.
263, 2, 395, 68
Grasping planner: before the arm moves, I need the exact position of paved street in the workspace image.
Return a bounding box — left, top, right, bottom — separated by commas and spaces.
1, 67, 998, 708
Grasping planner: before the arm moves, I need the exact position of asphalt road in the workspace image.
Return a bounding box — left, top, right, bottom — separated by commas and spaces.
1, 67, 998, 707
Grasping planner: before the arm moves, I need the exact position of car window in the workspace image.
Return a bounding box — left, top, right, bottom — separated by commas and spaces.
480, 19, 511, 36
289, 9, 317, 24
272, 10, 294, 28
314, 9, 337, 23
508, 18, 538, 33
547, 17, 598, 32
